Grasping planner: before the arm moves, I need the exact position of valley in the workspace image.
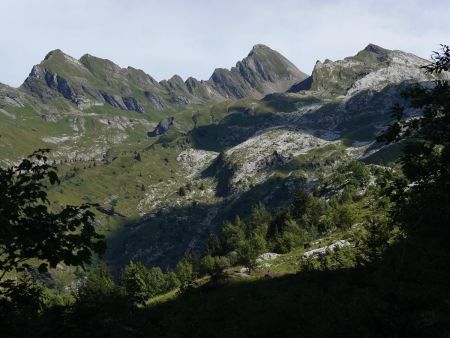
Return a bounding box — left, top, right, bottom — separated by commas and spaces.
2, 0, 450, 335
0, 43, 442, 273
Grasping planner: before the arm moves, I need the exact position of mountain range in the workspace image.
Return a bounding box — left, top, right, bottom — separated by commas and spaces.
0, 43, 443, 268
3, 44, 305, 115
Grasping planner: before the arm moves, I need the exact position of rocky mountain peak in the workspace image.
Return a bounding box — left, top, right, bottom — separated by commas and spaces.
208, 45, 307, 99
248, 43, 272, 55
41, 49, 86, 69
169, 75, 185, 84
289, 43, 433, 96
363, 43, 387, 54
44, 49, 65, 60
79, 54, 122, 75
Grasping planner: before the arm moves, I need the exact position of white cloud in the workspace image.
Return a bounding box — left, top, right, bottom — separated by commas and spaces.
0, 0, 449, 87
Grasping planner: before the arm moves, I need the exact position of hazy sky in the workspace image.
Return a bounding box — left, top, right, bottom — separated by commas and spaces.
1, 0, 449, 87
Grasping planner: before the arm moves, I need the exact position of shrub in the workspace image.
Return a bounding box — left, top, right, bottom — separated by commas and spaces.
175, 259, 193, 289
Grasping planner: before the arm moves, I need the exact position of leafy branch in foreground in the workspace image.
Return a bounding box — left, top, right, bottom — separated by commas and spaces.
422, 44, 450, 73
377, 45, 450, 238
0, 149, 106, 281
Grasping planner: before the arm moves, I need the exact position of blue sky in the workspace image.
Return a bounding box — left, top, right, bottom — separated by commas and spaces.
0, 0, 449, 87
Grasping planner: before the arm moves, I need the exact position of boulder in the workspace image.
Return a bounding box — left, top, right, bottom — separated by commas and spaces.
256, 252, 280, 263
302, 240, 350, 259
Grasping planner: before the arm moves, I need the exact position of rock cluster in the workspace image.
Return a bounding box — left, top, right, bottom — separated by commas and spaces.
302, 240, 350, 259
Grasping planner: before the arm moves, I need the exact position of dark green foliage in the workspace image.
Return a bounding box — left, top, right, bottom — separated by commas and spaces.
247, 202, 271, 235
289, 187, 326, 231
206, 233, 222, 256
69, 262, 182, 336
71, 264, 132, 338
318, 160, 370, 196
200, 255, 230, 277
175, 258, 193, 289
266, 208, 289, 238
274, 219, 306, 253
77, 263, 126, 307
0, 273, 46, 337
274, 188, 322, 239
357, 216, 395, 264
423, 44, 450, 73
221, 217, 246, 252
121, 261, 181, 304
200, 255, 215, 275
331, 204, 359, 230
0, 150, 105, 279
238, 234, 266, 273
347, 160, 371, 187
121, 261, 154, 304
213, 180, 363, 260
290, 187, 313, 220
211, 206, 271, 271
144, 267, 169, 296
165, 271, 181, 290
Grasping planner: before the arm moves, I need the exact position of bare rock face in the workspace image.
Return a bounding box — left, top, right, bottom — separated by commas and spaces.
177, 148, 219, 178
169, 95, 190, 106
98, 92, 145, 113
122, 96, 145, 113
0, 83, 25, 118
147, 116, 176, 137
288, 76, 313, 92
208, 44, 308, 99
43, 72, 75, 101
0, 84, 24, 108
99, 91, 127, 110
144, 91, 166, 111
